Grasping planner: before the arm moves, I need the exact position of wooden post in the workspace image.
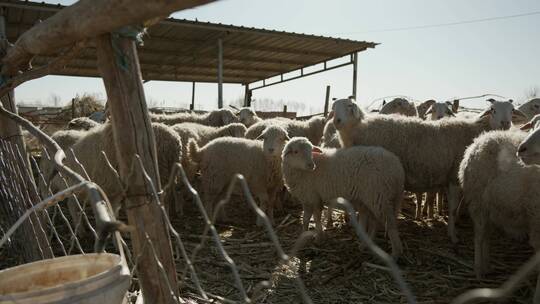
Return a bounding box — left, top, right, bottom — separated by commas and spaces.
190, 82, 195, 111
217, 38, 223, 109
283, 105, 287, 114
96, 32, 178, 303
352, 52, 358, 99
71, 98, 76, 118
244, 84, 252, 107
324, 85, 331, 117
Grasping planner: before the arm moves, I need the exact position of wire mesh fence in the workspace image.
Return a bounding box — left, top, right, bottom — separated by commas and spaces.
2, 116, 540, 303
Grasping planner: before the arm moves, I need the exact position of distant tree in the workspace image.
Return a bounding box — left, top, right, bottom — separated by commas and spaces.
48, 93, 62, 107
525, 85, 539, 100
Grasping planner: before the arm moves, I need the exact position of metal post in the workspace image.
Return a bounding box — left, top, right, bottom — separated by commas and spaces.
352, 52, 358, 99
190, 82, 195, 111
324, 85, 331, 117
243, 84, 251, 107
217, 38, 223, 109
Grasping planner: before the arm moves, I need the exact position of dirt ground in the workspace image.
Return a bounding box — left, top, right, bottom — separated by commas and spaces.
171, 194, 535, 304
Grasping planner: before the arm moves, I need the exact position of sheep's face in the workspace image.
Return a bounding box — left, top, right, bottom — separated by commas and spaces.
282, 137, 320, 171
517, 117, 540, 165
478, 100, 526, 130
239, 108, 258, 126
427, 102, 455, 120
331, 98, 364, 130
258, 126, 289, 157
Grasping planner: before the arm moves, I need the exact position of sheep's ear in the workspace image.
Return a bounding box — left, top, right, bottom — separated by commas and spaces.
520, 121, 533, 131
312, 146, 323, 154
351, 104, 361, 119
508, 99, 514, 103
512, 109, 528, 120
486, 98, 496, 103
382, 99, 386, 106
447, 109, 456, 117
477, 108, 493, 119
326, 111, 334, 122
446, 101, 452, 106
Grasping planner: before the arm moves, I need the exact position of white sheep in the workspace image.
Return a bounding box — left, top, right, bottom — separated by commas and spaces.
458, 129, 540, 303
245, 115, 326, 145
67, 117, 101, 131
426, 102, 455, 121
238, 107, 262, 127
188, 125, 289, 224
44, 122, 183, 215
320, 120, 341, 148
331, 97, 527, 243
379, 98, 418, 117
151, 108, 239, 127
171, 122, 246, 181
281, 137, 405, 257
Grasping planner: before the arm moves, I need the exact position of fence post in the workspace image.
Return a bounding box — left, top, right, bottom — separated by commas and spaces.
96, 32, 178, 303
323, 85, 331, 117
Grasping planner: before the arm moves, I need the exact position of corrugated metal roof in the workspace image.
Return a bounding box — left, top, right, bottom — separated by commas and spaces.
0, 0, 378, 84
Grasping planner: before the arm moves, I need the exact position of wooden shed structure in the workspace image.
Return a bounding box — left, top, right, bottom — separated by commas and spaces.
0, 0, 377, 108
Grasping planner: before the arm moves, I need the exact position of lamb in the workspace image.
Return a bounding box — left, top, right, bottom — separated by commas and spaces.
188, 125, 289, 224
379, 98, 418, 117
331, 97, 527, 243
426, 102, 455, 121
458, 129, 540, 303
245, 115, 325, 145
44, 122, 183, 215
171, 122, 247, 181
67, 117, 101, 131
151, 108, 239, 127
281, 137, 405, 257
238, 107, 262, 127
320, 120, 341, 148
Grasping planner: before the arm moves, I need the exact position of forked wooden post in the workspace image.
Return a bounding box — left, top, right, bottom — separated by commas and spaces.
95, 32, 178, 303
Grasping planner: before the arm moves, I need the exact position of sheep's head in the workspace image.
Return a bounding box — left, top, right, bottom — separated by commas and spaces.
522, 98, 540, 116
477, 99, 526, 130
517, 115, 540, 165
380, 98, 416, 116
220, 109, 240, 125
67, 117, 100, 131
282, 137, 322, 171
427, 102, 455, 120
238, 108, 258, 127
330, 97, 365, 130
227, 123, 247, 138
257, 125, 289, 157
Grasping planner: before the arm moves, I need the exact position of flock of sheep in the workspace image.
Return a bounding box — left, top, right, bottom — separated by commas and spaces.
37, 96, 540, 300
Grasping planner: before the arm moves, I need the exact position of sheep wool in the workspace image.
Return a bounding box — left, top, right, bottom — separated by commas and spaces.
151, 108, 239, 127
246, 116, 325, 145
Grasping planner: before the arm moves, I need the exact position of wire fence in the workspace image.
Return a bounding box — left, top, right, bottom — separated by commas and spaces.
1, 115, 540, 303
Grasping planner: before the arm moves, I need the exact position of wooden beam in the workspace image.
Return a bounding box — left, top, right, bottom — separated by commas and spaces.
324, 85, 331, 117
217, 38, 223, 109
96, 32, 178, 303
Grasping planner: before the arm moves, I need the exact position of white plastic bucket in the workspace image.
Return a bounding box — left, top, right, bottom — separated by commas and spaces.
0, 253, 129, 304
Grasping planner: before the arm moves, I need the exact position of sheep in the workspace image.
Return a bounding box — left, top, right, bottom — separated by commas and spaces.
246, 115, 326, 145
320, 120, 341, 148
331, 97, 527, 243
281, 137, 405, 257
379, 98, 418, 117
188, 125, 289, 224
416, 99, 437, 119
516, 115, 540, 165
516, 97, 540, 122
458, 129, 540, 303
171, 122, 247, 181
67, 117, 101, 131
238, 107, 262, 127
44, 122, 183, 215
151, 108, 239, 127
426, 102, 455, 121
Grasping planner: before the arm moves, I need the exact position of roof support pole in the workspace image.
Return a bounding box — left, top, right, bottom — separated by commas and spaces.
217, 38, 223, 109
190, 81, 196, 110
243, 84, 252, 107
324, 85, 331, 117
352, 52, 358, 99
96, 32, 178, 304
0, 9, 53, 262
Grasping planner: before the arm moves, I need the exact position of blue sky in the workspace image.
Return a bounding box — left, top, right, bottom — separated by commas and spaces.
16, 0, 540, 114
